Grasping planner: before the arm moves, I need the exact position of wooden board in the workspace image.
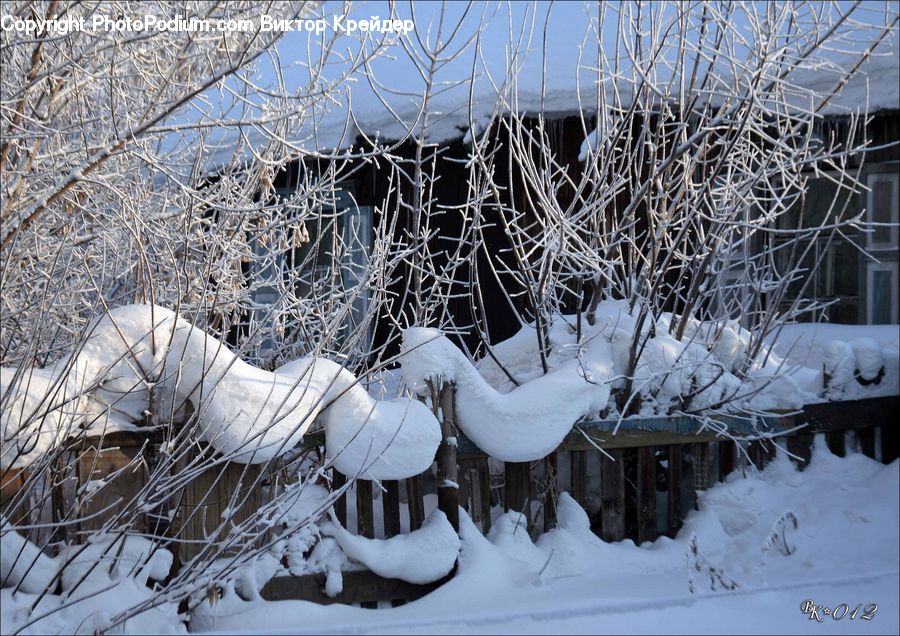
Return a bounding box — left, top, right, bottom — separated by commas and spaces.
636, 446, 657, 544
261, 570, 443, 605
332, 470, 347, 528
382, 480, 401, 539
76, 443, 149, 537
504, 461, 531, 528
0, 467, 31, 528
569, 451, 588, 513
718, 441, 735, 481
786, 432, 814, 471
881, 425, 898, 465
800, 397, 898, 433
599, 449, 625, 542
405, 475, 426, 531
176, 461, 264, 562
356, 480, 374, 538
666, 445, 683, 538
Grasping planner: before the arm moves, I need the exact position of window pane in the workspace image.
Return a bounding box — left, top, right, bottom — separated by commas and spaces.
831, 241, 858, 297
871, 269, 894, 325
871, 180, 894, 244
783, 179, 857, 229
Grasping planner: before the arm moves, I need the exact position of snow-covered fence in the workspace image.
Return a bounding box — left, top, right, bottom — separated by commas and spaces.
256, 395, 897, 606
2, 394, 895, 610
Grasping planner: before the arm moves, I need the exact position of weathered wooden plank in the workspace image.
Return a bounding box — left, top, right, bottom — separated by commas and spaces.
786, 432, 814, 471
636, 446, 657, 544
543, 453, 558, 532
692, 443, 711, 490
406, 475, 425, 531
261, 570, 442, 605
476, 457, 492, 535
881, 425, 898, 465
825, 431, 846, 457
556, 429, 725, 453
452, 398, 897, 459
748, 440, 768, 471
718, 441, 735, 481
176, 461, 263, 562
857, 427, 876, 460
436, 385, 459, 532
569, 450, 589, 513
599, 449, 625, 542
382, 480, 401, 539
0, 467, 31, 528
332, 470, 347, 528
800, 397, 898, 434
666, 445, 683, 538
504, 462, 531, 530
356, 480, 374, 538
457, 460, 472, 514
684, 446, 698, 512
76, 443, 148, 537
623, 448, 638, 541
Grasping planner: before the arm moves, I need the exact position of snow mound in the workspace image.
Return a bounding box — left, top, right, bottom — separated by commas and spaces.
0, 367, 84, 469
1, 528, 182, 634
400, 327, 611, 462
1, 517, 60, 594
322, 509, 460, 584
1, 304, 440, 478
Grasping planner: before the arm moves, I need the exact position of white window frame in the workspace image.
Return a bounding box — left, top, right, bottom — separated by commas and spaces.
866, 172, 899, 250
866, 260, 899, 325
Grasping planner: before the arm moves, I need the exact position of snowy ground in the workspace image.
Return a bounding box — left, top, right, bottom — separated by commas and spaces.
197, 440, 899, 635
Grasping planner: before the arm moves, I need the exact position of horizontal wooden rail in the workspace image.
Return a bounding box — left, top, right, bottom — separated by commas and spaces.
262, 570, 444, 606
60, 396, 897, 458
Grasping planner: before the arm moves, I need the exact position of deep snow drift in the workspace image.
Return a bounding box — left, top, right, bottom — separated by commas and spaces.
177, 440, 898, 635
0, 304, 441, 479
4, 302, 897, 471
400, 301, 898, 462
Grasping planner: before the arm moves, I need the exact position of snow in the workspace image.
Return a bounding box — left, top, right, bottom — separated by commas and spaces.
0, 367, 83, 470
196, 4, 897, 168
321, 509, 460, 585
400, 327, 611, 462
1, 304, 440, 478
1, 533, 182, 635
399, 307, 898, 462
0, 518, 60, 594
186, 440, 899, 635
58, 535, 173, 593
767, 323, 900, 401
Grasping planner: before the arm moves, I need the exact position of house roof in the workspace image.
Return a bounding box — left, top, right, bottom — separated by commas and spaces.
195, 8, 899, 172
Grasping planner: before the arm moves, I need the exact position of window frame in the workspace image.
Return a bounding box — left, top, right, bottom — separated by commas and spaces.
866, 171, 899, 250
866, 260, 899, 325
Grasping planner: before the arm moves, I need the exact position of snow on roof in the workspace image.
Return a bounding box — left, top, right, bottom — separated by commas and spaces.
193, 4, 899, 172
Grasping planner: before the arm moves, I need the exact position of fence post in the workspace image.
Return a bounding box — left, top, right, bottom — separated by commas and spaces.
569, 450, 589, 512
857, 427, 876, 459
382, 480, 401, 539
718, 441, 735, 481
543, 453, 558, 532
332, 469, 347, 528
881, 426, 898, 465
356, 480, 374, 538
435, 383, 459, 532
636, 446, 657, 544
825, 431, 846, 457
504, 462, 531, 531
786, 432, 814, 471
666, 445, 683, 538
599, 449, 625, 542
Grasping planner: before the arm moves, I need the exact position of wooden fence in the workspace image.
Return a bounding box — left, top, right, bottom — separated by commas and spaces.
264, 395, 898, 605
2, 396, 896, 608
